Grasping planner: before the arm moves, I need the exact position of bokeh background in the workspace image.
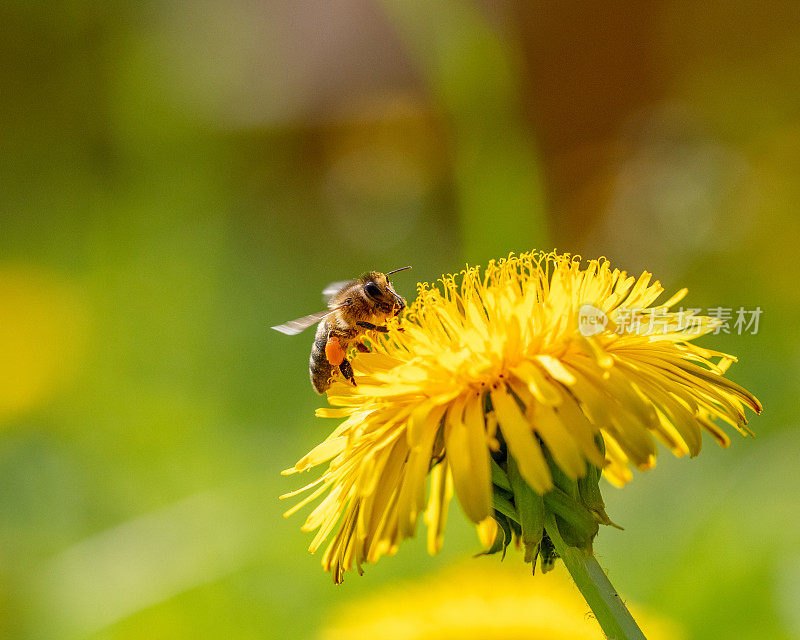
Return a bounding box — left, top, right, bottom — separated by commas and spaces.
2, 1, 799, 638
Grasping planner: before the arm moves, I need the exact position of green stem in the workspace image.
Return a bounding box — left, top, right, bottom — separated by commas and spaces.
544, 514, 647, 640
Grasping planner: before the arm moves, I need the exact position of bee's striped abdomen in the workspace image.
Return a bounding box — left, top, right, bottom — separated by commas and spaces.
309, 322, 334, 394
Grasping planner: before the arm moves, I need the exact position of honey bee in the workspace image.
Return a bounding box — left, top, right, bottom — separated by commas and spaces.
272, 267, 411, 393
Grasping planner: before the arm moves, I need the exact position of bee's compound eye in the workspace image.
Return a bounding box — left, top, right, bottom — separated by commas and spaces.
365, 281, 381, 298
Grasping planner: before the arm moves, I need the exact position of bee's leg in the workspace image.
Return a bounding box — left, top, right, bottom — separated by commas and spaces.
356, 321, 389, 333
355, 341, 370, 353
339, 358, 356, 386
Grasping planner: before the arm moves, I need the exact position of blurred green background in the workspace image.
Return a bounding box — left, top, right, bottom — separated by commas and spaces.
1, 1, 799, 638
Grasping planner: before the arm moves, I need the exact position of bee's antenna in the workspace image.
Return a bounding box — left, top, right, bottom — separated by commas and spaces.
385, 266, 412, 276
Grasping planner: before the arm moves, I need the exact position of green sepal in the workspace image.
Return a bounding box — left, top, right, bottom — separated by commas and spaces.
543, 486, 599, 548
507, 455, 545, 564
495, 514, 513, 559
577, 460, 602, 510
524, 540, 540, 565
595, 432, 607, 458
539, 533, 557, 573
490, 459, 512, 492
548, 454, 581, 500
577, 461, 621, 528
492, 492, 519, 524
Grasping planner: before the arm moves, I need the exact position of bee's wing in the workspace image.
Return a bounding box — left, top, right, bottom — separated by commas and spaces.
322, 280, 354, 305
271, 309, 335, 336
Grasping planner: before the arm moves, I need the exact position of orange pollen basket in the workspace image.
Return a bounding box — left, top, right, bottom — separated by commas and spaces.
325, 335, 346, 366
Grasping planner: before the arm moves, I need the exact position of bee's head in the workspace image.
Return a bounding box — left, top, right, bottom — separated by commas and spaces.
360, 269, 409, 316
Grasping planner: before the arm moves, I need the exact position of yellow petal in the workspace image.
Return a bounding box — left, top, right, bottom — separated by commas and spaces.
462, 393, 493, 519
476, 516, 498, 550
533, 404, 588, 479
444, 393, 492, 523
511, 360, 563, 405
293, 436, 347, 472
535, 354, 577, 385
424, 462, 453, 555
490, 384, 552, 493
396, 404, 447, 538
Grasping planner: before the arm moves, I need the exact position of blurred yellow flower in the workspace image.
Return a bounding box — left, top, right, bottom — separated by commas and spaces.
283, 251, 761, 582
0, 265, 89, 423
320, 562, 683, 640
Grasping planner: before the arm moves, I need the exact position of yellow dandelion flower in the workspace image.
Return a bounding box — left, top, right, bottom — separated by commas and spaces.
321, 562, 683, 640
282, 251, 761, 585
